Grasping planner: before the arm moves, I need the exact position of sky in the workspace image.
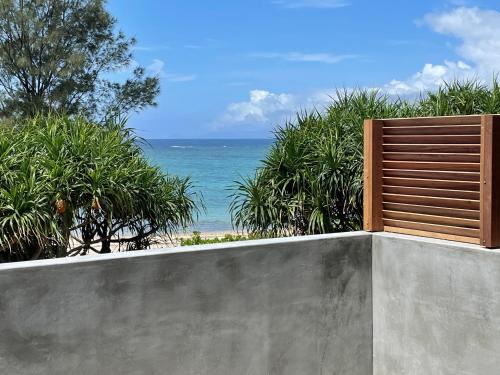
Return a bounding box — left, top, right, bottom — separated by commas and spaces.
107, 0, 500, 139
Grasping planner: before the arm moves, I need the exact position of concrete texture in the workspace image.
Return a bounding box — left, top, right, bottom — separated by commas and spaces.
0, 232, 372, 375
372, 232, 500, 375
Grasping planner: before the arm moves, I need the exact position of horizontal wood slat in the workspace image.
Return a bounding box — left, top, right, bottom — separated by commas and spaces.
384, 226, 480, 244
383, 144, 481, 153
383, 161, 479, 172
383, 169, 480, 181
383, 210, 479, 229
383, 202, 480, 220
382, 116, 481, 127
383, 219, 480, 238
383, 125, 480, 135
383, 185, 480, 200
383, 135, 480, 144
383, 193, 480, 210
383, 152, 480, 163
382, 177, 480, 191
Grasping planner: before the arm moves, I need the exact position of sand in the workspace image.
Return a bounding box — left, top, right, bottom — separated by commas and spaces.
68, 230, 244, 255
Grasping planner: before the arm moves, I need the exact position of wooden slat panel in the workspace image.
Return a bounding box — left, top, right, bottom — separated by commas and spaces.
383, 185, 479, 200
382, 116, 481, 127
383, 161, 479, 172
383, 177, 480, 191
364, 119, 384, 231
383, 202, 479, 220
383, 125, 480, 135
383, 135, 480, 144
383, 219, 480, 238
383, 210, 479, 229
383, 152, 480, 163
384, 226, 480, 244
383, 169, 480, 181
384, 144, 481, 153
383, 193, 480, 210
363, 115, 500, 247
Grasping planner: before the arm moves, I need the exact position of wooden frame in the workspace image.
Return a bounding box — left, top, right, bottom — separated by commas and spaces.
363, 119, 384, 231
480, 115, 500, 248
364, 115, 500, 248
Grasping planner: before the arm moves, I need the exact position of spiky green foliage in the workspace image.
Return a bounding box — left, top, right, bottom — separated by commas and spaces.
0, 115, 198, 261
231, 79, 500, 236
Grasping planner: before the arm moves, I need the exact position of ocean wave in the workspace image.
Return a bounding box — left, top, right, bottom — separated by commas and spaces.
170, 145, 194, 148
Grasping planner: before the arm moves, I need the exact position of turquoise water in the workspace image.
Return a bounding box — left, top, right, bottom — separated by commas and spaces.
142, 139, 272, 231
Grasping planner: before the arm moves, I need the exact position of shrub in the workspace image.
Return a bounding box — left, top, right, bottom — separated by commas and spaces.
0, 115, 198, 261
231, 79, 500, 236
178, 231, 256, 246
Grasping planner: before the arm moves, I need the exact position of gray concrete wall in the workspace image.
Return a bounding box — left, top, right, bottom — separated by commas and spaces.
0, 232, 372, 375
373, 232, 500, 375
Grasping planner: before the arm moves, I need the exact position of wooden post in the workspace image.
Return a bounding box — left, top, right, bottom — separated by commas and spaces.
480, 115, 500, 248
364, 119, 384, 231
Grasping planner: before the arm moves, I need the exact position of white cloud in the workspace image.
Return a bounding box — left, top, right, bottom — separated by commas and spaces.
218, 90, 297, 124
424, 7, 500, 75
380, 6, 500, 95
146, 59, 197, 82
146, 59, 165, 76
217, 6, 500, 127
273, 0, 349, 9
382, 61, 473, 95
252, 52, 357, 64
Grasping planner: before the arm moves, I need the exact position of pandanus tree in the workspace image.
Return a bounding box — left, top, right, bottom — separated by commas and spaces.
0, 115, 198, 261
231, 79, 500, 237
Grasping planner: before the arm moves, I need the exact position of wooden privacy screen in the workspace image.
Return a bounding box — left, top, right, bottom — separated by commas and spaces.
364, 115, 500, 248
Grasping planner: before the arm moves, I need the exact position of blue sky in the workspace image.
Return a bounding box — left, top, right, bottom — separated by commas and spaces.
108, 0, 500, 138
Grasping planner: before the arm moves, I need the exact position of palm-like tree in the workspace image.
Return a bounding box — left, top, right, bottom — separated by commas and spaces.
0, 115, 199, 261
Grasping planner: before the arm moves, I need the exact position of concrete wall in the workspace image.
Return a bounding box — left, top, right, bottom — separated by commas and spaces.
0, 232, 372, 375
372, 232, 500, 375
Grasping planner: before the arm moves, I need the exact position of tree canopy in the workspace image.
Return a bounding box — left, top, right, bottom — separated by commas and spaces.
0, 0, 159, 119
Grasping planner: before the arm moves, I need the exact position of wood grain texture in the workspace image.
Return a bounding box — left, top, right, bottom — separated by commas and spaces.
363, 115, 490, 245
382, 177, 480, 191
363, 119, 384, 231
383, 210, 479, 229
383, 125, 481, 135
383, 193, 480, 210
383, 169, 480, 181
383, 135, 480, 144
383, 202, 480, 220
383, 161, 480, 172
383, 153, 480, 163
384, 226, 480, 244
480, 115, 500, 248
383, 144, 481, 153
382, 115, 481, 127
383, 185, 479, 200
383, 219, 480, 238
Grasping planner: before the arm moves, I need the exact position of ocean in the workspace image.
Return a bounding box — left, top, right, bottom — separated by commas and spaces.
142, 139, 273, 232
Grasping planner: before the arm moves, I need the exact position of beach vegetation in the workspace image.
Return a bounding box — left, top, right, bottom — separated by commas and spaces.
178, 231, 261, 246
0, 115, 198, 261
231, 78, 500, 236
